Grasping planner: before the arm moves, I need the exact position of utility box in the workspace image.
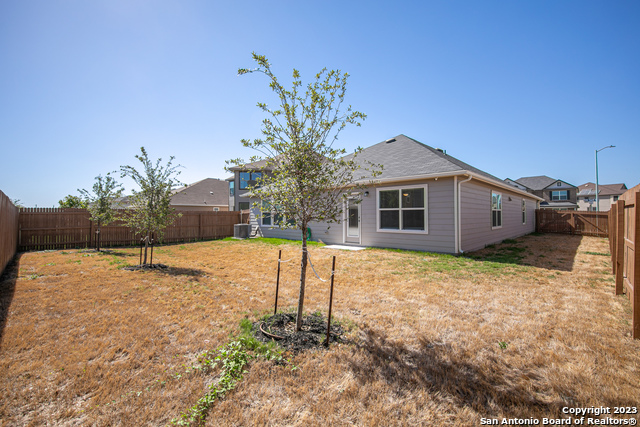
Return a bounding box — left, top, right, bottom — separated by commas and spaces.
234, 224, 251, 239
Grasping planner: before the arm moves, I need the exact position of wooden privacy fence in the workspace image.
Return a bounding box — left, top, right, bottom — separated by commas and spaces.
0, 191, 19, 275
609, 184, 640, 339
18, 208, 250, 251
535, 209, 609, 237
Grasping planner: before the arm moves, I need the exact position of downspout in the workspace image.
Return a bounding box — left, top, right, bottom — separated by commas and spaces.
457, 174, 473, 254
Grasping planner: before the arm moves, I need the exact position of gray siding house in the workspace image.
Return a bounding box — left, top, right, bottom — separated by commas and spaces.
245, 135, 541, 254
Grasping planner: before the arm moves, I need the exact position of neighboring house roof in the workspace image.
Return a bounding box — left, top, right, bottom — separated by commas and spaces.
227, 158, 273, 171
116, 178, 229, 208
577, 182, 627, 197
504, 178, 532, 191
170, 178, 229, 207
514, 175, 576, 190
539, 201, 577, 209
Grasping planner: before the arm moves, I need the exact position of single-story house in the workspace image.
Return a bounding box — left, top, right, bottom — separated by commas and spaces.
245, 134, 542, 254
117, 178, 230, 211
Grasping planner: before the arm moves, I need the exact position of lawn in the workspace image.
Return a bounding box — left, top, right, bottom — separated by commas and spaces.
0, 234, 638, 426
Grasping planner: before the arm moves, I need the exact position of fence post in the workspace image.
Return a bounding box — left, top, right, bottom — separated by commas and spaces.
615, 200, 625, 295
633, 192, 640, 339
609, 205, 615, 271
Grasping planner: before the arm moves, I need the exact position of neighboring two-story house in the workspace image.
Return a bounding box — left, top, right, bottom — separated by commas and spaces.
507, 175, 578, 210
577, 182, 627, 212
227, 159, 272, 211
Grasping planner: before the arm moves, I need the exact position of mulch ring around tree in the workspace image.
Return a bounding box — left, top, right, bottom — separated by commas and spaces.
254, 312, 345, 353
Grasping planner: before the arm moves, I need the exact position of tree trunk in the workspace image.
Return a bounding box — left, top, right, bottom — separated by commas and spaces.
96, 220, 101, 252
143, 233, 149, 266
295, 225, 308, 331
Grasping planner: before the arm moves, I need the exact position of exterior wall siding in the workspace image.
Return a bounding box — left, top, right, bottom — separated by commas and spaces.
460, 180, 536, 252
358, 178, 455, 253
250, 177, 456, 253
249, 177, 537, 254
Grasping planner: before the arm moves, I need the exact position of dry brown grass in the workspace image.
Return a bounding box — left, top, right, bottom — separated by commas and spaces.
0, 234, 638, 426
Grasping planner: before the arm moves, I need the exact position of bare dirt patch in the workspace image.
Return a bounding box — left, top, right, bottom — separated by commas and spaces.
254, 312, 345, 352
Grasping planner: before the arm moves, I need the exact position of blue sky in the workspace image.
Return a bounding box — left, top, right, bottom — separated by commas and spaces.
1, 1, 638, 207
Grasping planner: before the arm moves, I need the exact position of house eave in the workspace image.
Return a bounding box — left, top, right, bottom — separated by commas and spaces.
355, 170, 544, 201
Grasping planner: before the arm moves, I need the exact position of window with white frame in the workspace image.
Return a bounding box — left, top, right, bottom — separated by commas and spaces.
260, 203, 290, 227
492, 192, 502, 228
522, 199, 526, 224
551, 190, 569, 201
377, 185, 428, 232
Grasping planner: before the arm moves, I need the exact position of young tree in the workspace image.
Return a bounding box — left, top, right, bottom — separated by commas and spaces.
59, 195, 87, 209
231, 53, 381, 331
79, 174, 124, 251
120, 147, 182, 266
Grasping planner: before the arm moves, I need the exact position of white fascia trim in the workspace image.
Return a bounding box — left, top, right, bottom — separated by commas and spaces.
355, 170, 544, 202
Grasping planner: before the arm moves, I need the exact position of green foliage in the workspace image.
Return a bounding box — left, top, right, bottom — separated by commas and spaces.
79, 174, 123, 250
584, 251, 611, 256
231, 53, 381, 330
171, 320, 288, 426
231, 53, 381, 230
79, 174, 123, 226
58, 195, 87, 209
119, 147, 182, 265
10, 198, 24, 208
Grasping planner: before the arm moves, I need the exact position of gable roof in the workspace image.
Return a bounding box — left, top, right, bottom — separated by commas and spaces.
348, 135, 541, 200
171, 178, 229, 207
116, 178, 229, 208
577, 182, 627, 197
349, 135, 497, 180
236, 134, 542, 201
227, 158, 273, 171
514, 176, 557, 190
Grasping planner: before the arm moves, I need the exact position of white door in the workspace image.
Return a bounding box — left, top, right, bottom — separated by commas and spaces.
345, 198, 360, 244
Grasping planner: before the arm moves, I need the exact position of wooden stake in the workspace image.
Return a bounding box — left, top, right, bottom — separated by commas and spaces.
325, 255, 336, 347
274, 249, 281, 315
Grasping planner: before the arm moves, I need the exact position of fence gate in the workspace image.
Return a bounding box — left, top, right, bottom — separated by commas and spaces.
536, 209, 609, 237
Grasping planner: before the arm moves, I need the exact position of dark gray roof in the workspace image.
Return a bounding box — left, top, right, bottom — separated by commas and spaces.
227, 158, 273, 171
514, 176, 558, 190
348, 134, 506, 185
540, 201, 578, 209
171, 178, 229, 206
116, 178, 229, 207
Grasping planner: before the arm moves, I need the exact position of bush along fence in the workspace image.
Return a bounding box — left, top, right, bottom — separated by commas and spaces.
17, 208, 250, 251
535, 209, 609, 237
0, 191, 19, 275
609, 183, 640, 339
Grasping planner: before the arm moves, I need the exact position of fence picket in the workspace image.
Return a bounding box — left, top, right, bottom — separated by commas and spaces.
16, 209, 244, 251
535, 209, 609, 237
